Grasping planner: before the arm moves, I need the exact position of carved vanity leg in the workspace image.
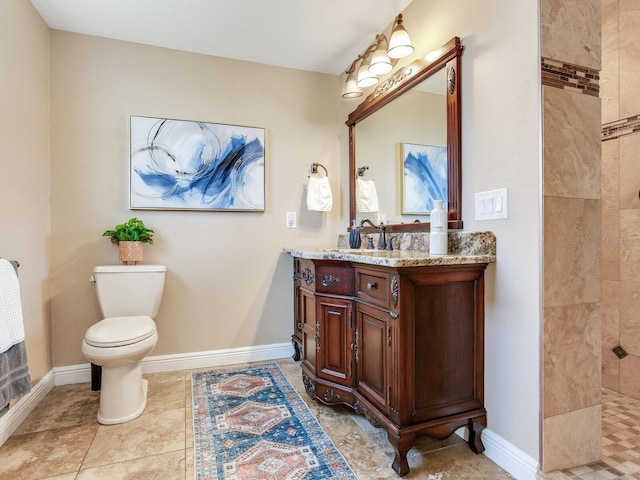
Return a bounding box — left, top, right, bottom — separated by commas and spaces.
467, 416, 487, 454
388, 431, 415, 477
292, 339, 301, 361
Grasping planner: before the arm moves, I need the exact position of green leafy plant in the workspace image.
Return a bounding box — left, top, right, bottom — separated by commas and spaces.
102, 218, 154, 245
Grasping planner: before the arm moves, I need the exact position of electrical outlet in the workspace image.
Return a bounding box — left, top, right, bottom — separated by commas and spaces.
286, 212, 297, 229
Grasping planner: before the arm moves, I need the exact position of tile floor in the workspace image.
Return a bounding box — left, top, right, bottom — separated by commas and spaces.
3, 359, 637, 479
538, 388, 640, 480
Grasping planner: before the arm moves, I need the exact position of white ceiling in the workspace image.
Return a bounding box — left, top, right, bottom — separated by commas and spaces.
30, 0, 414, 75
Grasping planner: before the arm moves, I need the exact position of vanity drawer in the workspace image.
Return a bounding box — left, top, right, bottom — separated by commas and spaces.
295, 259, 316, 291
356, 268, 390, 308
315, 264, 354, 296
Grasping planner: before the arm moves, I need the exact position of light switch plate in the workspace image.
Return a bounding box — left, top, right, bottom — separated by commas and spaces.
286, 212, 297, 229
475, 188, 508, 220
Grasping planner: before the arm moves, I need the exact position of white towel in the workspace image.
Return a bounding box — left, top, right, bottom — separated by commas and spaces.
0, 259, 25, 354
306, 176, 333, 212
356, 178, 379, 213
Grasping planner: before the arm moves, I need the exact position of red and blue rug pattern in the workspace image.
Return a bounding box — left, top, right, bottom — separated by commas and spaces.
192, 363, 357, 480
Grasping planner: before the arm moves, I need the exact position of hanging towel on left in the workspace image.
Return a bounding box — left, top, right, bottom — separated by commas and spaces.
0, 259, 31, 413
306, 176, 333, 212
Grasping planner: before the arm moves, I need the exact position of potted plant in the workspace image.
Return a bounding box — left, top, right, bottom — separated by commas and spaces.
103, 217, 154, 265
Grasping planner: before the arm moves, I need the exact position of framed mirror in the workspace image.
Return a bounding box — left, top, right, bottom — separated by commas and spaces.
347, 36, 463, 232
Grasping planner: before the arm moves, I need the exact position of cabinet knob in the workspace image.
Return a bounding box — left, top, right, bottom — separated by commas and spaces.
297, 322, 304, 331
367, 282, 378, 290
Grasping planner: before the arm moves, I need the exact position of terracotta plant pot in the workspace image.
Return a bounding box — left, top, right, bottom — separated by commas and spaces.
118, 241, 144, 265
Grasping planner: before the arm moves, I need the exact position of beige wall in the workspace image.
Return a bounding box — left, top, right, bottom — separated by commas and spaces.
0, 0, 52, 384
49, 32, 345, 366
601, 1, 640, 398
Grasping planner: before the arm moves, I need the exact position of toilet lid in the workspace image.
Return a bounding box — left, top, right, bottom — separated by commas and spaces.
85, 316, 156, 347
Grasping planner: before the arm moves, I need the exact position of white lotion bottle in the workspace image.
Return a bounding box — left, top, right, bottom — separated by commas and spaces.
429, 200, 448, 255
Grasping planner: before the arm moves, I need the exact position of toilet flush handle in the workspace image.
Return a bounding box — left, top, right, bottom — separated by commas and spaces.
89, 275, 96, 284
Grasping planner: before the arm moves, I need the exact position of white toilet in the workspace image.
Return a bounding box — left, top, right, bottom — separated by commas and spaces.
82, 265, 166, 425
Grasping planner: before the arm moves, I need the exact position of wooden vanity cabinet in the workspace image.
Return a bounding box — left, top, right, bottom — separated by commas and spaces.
293, 258, 489, 476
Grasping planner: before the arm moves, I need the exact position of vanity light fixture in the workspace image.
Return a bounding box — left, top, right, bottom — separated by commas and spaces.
341, 13, 414, 99
387, 14, 414, 58
368, 35, 393, 75
356, 54, 378, 88
342, 69, 363, 98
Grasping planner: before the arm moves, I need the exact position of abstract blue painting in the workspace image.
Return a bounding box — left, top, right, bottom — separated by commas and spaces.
130, 116, 265, 211
401, 143, 447, 214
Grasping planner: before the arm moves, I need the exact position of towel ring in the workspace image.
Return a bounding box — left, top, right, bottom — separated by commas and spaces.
310, 162, 328, 177
357, 166, 369, 177
0, 258, 19, 269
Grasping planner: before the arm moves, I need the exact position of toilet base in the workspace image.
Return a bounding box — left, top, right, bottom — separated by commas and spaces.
82, 327, 157, 425
97, 366, 149, 425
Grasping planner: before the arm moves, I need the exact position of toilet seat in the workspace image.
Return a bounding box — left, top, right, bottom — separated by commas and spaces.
85, 316, 156, 347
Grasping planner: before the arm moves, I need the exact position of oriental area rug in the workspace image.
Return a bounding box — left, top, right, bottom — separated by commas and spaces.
192, 362, 357, 480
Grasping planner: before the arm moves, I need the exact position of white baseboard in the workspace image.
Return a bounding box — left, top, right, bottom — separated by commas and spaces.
454, 428, 539, 480
54, 341, 295, 385
0, 369, 55, 446
53, 363, 94, 386
142, 341, 295, 374
479, 429, 540, 480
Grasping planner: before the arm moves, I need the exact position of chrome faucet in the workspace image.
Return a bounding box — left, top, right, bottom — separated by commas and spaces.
359, 219, 386, 250
359, 218, 377, 228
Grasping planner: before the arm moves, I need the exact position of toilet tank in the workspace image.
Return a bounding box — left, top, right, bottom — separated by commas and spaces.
92, 265, 167, 319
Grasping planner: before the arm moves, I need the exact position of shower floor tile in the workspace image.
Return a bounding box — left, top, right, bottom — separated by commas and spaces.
542, 389, 640, 480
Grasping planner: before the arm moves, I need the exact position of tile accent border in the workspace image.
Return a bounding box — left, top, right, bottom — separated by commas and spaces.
602, 115, 640, 141
541, 57, 600, 97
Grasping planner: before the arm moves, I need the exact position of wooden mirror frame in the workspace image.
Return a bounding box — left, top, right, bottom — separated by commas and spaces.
347, 36, 463, 232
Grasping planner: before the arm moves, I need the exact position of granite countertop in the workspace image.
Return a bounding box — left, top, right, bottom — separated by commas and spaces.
285, 247, 495, 267
285, 231, 496, 268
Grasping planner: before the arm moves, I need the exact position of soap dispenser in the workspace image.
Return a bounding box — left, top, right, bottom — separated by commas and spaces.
429, 200, 448, 255
349, 220, 361, 249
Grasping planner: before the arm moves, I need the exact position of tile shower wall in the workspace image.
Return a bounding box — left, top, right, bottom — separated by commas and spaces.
541, 0, 602, 472
601, 1, 640, 401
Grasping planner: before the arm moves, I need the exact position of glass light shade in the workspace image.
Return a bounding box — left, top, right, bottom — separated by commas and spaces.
356, 62, 378, 88
369, 46, 392, 75
387, 24, 414, 59
342, 73, 363, 99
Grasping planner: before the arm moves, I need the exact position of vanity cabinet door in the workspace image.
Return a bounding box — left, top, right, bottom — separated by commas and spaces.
299, 288, 317, 374
292, 278, 302, 361
355, 302, 391, 414
316, 296, 353, 387
293, 259, 315, 362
